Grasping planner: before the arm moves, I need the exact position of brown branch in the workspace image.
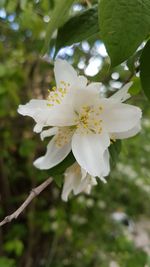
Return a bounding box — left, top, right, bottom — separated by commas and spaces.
0, 177, 53, 227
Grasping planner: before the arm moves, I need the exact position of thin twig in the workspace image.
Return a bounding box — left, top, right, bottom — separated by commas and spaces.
0, 177, 53, 227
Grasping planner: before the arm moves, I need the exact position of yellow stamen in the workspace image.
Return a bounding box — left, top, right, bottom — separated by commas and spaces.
47, 80, 68, 107
75, 105, 103, 134
54, 127, 74, 148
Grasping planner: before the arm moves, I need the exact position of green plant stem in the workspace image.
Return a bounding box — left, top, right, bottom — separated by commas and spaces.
42, 0, 75, 55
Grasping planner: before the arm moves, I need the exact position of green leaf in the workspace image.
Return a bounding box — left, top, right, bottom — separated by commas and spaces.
140, 39, 150, 101
42, 0, 75, 55
55, 5, 99, 54
6, 0, 18, 12
109, 140, 122, 168
124, 250, 147, 267
0, 65, 6, 77
20, 0, 28, 10
127, 49, 142, 74
128, 77, 141, 96
54, 174, 64, 188
48, 152, 75, 185
0, 257, 15, 267
99, 0, 150, 66
4, 239, 24, 257
0, 0, 6, 8
48, 152, 75, 176
19, 9, 44, 38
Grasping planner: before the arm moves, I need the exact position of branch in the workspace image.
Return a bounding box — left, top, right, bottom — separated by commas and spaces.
0, 177, 53, 227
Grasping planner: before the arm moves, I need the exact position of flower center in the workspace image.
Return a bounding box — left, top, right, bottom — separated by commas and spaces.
47, 81, 69, 107
54, 127, 74, 148
75, 105, 103, 134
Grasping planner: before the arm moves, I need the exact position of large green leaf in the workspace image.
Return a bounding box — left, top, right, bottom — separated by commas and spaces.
140, 39, 150, 101
99, 0, 150, 66
55, 5, 99, 54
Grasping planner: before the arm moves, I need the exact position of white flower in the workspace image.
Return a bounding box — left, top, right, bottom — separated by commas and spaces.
61, 162, 98, 201
18, 59, 142, 179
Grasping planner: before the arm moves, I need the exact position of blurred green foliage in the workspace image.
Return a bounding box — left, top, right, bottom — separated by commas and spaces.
0, 0, 150, 267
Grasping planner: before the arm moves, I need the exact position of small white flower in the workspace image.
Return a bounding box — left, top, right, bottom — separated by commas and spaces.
18, 59, 142, 179
61, 162, 98, 201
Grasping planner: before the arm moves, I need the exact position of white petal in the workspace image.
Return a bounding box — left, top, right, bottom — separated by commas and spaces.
61, 163, 97, 201
18, 99, 47, 117
112, 123, 141, 139
68, 82, 101, 111
18, 99, 75, 129
40, 127, 58, 140
73, 171, 97, 195
18, 100, 48, 132
54, 59, 87, 89
61, 163, 81, 201
46, 104, 75, 126
96, 149, 110, 183
109, 82, 132, 102
33, 123, 44, 133
99, 177, 107, 183
78, 75, 88, 88
101, 149, 110, 177
69, 88, 100, 111
70, 82, 101, 109
102, 103, 142, 133
61, 174, 75, 202
33, 136, 71, 170
81, 167, 87, 181
86, 82, 101, 94
73, 175, 94, 195
72, 132, 110, 177
54, 59, 77, 88
82, 175, 97, 194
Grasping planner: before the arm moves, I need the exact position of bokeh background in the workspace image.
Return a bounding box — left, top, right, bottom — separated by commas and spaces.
0, 0, 150, 266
